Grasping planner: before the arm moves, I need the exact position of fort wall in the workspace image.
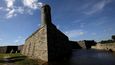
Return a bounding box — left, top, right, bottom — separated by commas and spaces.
21, 4, 72, 62
92, 43, 115, 51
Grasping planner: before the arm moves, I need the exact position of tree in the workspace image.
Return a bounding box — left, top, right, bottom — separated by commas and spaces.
112, 35, 115, 41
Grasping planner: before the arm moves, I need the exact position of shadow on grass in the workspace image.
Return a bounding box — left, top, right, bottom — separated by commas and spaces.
0, 56, 26, 63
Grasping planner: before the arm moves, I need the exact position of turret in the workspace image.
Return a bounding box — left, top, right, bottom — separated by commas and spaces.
41, 4, 52, 26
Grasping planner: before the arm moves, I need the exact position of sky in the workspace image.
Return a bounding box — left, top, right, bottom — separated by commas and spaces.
0, 0, 115, 46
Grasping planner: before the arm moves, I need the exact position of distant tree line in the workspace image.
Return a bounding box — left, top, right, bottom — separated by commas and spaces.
100, 40, 114, 44
100, 35, 115, 44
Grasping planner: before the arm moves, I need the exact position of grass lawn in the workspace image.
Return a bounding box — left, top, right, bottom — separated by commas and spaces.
0, 53, 39, 65
0, 53, 22, 58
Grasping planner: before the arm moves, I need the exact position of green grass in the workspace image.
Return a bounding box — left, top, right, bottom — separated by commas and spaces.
15, 58, 39, 65
0, 53, 22, 58
0, 53, 39, 65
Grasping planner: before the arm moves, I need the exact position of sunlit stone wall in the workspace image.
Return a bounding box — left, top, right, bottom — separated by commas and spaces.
22, 26, 48, 61
92, 43, 115, 51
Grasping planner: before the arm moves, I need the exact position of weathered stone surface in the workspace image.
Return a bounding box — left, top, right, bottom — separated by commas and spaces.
21, 4, 72, 62
22, 26, 48, 61
22, 21, 72, 62
92, 43, 115, 52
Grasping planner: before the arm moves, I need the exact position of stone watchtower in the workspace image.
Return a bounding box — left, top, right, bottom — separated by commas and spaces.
21, 4, 72, 62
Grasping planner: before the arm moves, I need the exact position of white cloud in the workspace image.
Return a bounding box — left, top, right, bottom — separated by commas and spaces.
84, 0, 111, 15
16, 7, 24, 14
22, 0, 44, 10
6, 9, 17, 19
5, 7, 26, 19
23, 0, 38, 9
64, 29, 85, 38
27, 9, 33, 15
5, 0, 15, 8
1, 0, 44, 19
38, 2, 44, 8
5, 0, 16, 19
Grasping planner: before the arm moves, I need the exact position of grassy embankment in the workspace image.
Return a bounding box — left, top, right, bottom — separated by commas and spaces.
0, 53, 38, 65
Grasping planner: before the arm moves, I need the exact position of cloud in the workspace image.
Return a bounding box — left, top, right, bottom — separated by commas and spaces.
5, 0, 15, 8
0, 0, 44, 19
6, 9, 17, 18
5, 7, 26, 19
84, 0, 111, 15
27, 9, 33, 15
23, 0, 38, 9
3, 0, 44, 19
22, 0, 43, 9
64, 29, 85, 38
16, 7, 24, 14
5, 0, 16, 18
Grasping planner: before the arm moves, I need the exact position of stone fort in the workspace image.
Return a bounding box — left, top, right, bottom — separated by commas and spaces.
21, 4, 72, 62
21, 4, 97, 63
